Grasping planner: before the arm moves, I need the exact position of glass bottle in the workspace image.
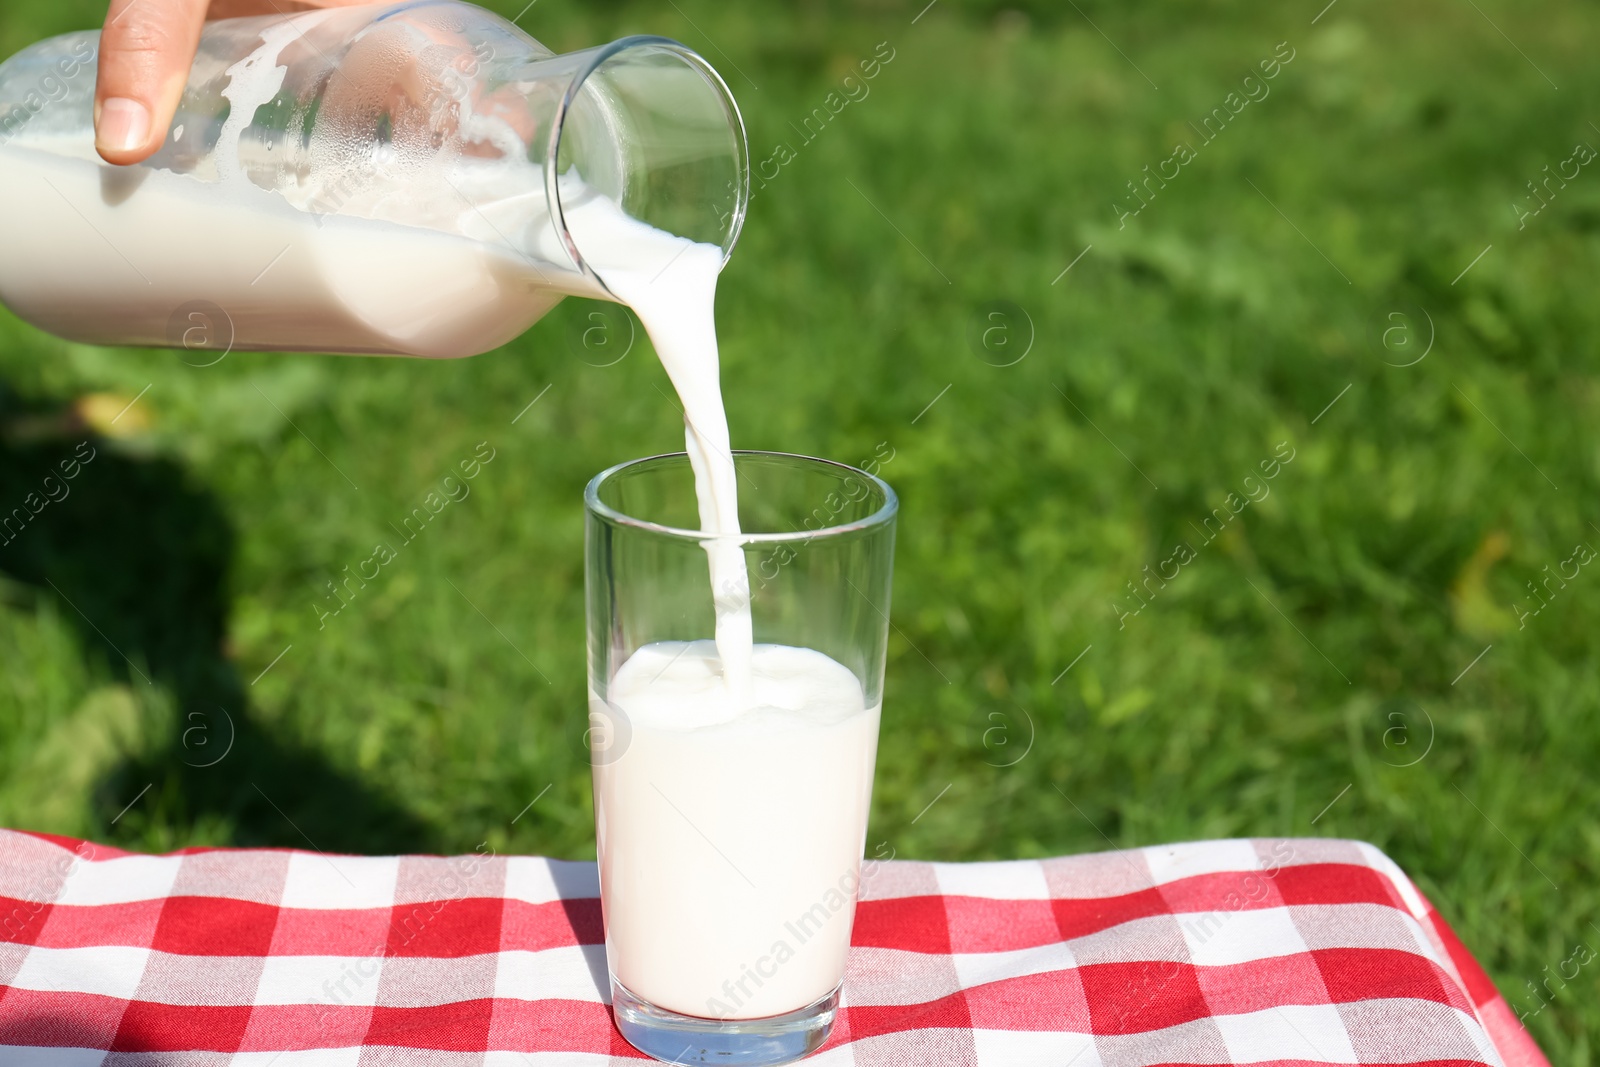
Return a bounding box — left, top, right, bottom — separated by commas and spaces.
0, 0, 748, 357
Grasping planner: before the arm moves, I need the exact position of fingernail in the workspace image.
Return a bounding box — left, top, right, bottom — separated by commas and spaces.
97, 97, 151, 154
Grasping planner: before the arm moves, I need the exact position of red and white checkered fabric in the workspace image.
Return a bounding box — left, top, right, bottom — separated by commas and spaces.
0, 831, 1547, 1065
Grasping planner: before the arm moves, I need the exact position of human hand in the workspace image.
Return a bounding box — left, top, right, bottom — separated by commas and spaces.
94, 0, 370, 165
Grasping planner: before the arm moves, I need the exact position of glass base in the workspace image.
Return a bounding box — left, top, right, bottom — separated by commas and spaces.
611, 978, 840, 1066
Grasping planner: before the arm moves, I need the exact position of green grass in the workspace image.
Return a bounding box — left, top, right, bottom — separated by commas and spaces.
2, 0, 1598, 1055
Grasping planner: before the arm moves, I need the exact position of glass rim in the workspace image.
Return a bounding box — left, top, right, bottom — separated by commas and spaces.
584, 450, 898, 544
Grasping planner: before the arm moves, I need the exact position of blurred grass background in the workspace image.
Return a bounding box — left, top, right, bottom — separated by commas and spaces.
2, 0, 1598, 1054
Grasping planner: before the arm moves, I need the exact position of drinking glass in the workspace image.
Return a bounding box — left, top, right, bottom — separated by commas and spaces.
585, 451, 897, 1065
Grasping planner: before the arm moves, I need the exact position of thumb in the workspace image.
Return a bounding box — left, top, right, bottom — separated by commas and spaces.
94, 0, 209, 164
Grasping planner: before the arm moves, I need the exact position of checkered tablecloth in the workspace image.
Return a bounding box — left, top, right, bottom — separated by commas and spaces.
0, 830, 1546, 1065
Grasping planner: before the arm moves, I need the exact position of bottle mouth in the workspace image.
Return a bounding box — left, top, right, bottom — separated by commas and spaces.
545, 36, 749, 298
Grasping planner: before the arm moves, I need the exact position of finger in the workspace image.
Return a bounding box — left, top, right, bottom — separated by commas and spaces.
95, 0, 210, 164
